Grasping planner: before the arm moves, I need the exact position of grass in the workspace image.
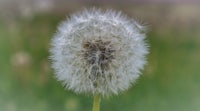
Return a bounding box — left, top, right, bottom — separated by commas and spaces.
0, 11, 200, 111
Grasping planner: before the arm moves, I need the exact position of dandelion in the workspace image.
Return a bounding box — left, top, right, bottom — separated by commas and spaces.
50, 8, 149, 111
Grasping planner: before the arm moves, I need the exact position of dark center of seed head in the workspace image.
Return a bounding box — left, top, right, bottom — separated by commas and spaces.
82, 39, 115, 71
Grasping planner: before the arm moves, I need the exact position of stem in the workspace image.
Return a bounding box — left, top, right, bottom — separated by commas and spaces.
92, 94, 101, 111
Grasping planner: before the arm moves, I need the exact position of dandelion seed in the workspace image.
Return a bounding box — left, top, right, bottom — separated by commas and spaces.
50, 8, 149, 97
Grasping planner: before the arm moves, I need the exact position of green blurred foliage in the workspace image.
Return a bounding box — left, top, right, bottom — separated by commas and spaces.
0, 4, 200, 111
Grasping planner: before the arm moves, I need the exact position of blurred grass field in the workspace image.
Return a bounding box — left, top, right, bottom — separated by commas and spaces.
0, 3, 200, 111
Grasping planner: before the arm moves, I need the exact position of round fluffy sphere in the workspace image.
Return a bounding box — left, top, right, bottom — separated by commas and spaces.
50, 8, 148, 97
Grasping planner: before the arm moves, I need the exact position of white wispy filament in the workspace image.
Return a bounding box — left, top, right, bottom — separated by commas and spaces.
50, 8, 149, 97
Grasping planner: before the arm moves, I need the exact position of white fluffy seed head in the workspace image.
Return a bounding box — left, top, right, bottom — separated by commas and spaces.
50, 8, 149, 97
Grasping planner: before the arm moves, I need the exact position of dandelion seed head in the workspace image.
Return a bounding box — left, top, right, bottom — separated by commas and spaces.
50, 8, 149, 97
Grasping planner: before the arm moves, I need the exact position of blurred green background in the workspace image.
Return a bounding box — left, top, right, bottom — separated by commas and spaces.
0, 1, 200, 111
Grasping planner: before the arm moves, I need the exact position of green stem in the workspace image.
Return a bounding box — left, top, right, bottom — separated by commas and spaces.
92, 94, 101, 111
